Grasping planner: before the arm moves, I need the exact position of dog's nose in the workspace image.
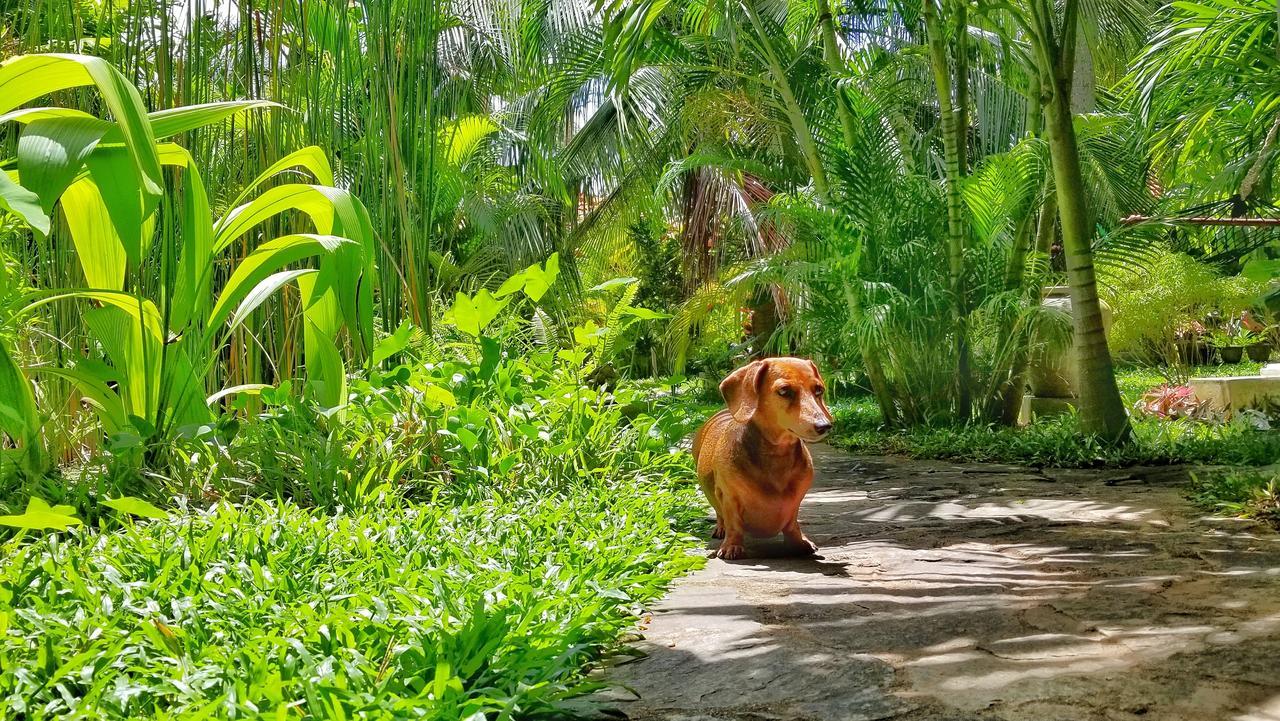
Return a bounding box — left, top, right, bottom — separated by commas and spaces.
814, 422, 833, 435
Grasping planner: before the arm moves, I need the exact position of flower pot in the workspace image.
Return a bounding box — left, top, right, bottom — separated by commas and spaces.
1246, 342, 1273, 363
1218, 345, 1245, 364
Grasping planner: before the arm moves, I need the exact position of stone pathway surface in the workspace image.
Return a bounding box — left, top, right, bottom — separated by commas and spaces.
598, 446, 1280, 721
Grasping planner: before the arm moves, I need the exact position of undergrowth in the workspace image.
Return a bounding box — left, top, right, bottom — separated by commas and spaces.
0, 278, 709, 719
823, 364, 1280, 468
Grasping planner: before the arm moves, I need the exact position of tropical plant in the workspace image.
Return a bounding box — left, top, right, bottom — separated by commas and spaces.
0, 54, 376, 467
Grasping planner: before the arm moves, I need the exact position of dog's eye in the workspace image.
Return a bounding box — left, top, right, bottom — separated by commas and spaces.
777, 387, 792, 398
814, 387, 825, 397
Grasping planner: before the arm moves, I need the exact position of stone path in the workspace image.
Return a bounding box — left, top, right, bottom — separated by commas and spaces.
597, 446, 1280, 721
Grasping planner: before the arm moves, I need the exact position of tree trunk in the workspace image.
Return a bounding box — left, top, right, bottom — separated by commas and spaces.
1038, 1, 1131, 441
923, 0, 972, 421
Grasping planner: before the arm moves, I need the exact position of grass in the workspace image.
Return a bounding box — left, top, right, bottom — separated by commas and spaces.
1191, 467, 1280, 527
825, 363, 1280, 468
0, 482, 703, 718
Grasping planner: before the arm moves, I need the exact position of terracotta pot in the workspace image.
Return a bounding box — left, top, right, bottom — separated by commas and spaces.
1246, 342, 1273, 363
1218, 345, 1245, 364
1028, 286, 1113, 398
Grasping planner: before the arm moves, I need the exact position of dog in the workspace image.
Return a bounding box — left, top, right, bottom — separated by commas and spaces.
692, 357, 834, 560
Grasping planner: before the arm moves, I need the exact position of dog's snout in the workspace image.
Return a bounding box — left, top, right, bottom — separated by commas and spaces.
814, 421, 833, 435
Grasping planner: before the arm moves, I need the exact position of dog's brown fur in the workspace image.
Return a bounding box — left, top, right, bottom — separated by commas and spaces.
692, 357, 834, 560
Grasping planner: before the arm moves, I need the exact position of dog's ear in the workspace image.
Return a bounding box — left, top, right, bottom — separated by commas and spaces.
807, 359, 824, 384
720, 360, 769, 423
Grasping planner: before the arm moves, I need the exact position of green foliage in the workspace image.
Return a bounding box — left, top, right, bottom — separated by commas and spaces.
0, 489, 701, 718
1105, 250, 1266, 362
0, 282, 705, 718
831, 405, 1280, 469
1191, 468, 1280, 527
828, 364, 1280, 468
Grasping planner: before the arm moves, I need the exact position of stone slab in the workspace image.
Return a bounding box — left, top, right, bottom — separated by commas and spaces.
597, 447, 1280, 721
1189, 375, 1280, 412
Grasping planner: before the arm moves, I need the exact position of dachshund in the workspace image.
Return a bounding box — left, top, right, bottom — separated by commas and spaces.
692, 357, 834, 560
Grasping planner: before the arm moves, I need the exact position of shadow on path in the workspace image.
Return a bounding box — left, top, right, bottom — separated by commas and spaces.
593, 447, 1280, 721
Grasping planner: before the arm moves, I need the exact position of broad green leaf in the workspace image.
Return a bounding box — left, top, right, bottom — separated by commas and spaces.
0, 339, 41, 464
0, 169, 50, 234
59, 175, 127, 289
228, 269, 320, 335
1243, 258, 1280, 283
456, 427, 479, 452
101, 496, 167, 519
588, 276, 639, 292
0, 497, 81, 530
34, 364, 129, 433
297, 274, 347, 410
522, 253, 560, 302
156, 144, 214, 333
450, 290, 507, 337
0, 106, 98, 125
373, 320, 414, 366
16, 115, 110, 212
494, 270, 528, 298
0, 54, 162, 214
145, 100, 281, 141
24, 290, 163, 343
619, 306, 671, 320
85, 146, 150, 267
225, 147, 336, 213
206, 235, 350, 337
83, 305, 160, 421
418, 383, 457, 410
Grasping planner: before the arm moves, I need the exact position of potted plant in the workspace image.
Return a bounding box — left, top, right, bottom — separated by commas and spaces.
1209, 328, 1258, 364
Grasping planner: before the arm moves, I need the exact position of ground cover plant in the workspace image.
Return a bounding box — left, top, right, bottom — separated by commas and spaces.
0, 274, 707, 718
825, 364, 1280, 468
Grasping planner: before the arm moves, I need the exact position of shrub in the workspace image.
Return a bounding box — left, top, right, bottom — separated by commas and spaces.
1104, 250, 1265, 363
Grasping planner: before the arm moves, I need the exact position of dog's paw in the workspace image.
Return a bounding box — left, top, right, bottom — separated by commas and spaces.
715, 542, 745, 560
787, 537, 819, 556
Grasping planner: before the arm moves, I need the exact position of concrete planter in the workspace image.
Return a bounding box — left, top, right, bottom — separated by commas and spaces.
1027, 286, 1113, 399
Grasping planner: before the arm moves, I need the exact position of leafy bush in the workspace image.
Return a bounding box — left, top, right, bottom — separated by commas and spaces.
830, 408, 1280, 468
827, 363, 1280, 468
1104, 250, 1265, 363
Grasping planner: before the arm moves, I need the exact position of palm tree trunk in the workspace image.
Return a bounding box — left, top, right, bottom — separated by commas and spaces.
1035, 0, 1131, 441
923, 0, 972, 421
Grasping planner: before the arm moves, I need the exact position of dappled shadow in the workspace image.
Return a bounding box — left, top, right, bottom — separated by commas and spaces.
594, 447, 1280, 721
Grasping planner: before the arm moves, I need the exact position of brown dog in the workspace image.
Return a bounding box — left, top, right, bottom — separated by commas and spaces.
692, 357, 834, 560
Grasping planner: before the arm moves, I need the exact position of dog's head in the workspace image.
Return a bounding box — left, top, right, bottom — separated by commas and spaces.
719, 357, 833, 442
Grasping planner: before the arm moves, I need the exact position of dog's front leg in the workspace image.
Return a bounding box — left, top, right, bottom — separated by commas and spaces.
781, 515, 818, 556
714, 500, 746, 560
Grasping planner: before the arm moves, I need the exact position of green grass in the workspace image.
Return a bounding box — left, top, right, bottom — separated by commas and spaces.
0, 481, 703, 718
825, 363, 1280, 468
1190, 467, 1280, 527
